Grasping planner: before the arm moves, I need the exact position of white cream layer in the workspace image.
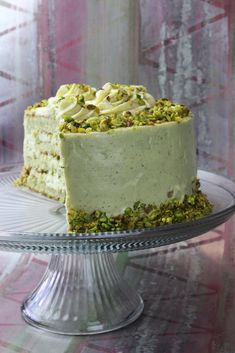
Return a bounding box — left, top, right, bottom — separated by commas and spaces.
23, 113, 65, 201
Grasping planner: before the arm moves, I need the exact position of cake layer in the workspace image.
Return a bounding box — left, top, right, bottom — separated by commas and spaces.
61, 117, 196, 217
25, 152, 61, 169
24, 115, 61, 156
21, 167, 65, 202
24, 133, 61, 165
17, 112, 65, 201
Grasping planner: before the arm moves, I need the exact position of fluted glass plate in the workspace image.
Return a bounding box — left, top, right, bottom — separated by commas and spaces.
0, 164, 235, 254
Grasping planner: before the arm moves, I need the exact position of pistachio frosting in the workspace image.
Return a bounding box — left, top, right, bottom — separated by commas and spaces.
61, 117, 197, 217
67, 179, 213, 233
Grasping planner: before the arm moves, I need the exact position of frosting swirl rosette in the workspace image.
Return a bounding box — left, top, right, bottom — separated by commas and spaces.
30, 84, 97, 121
55, 84, 98, 122
29, 82, 156, 123
92, 82, 156, 115
56, 83, 96, 101
57, 96, 99, 121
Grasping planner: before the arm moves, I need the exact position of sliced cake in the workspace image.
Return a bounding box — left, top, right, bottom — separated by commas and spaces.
16, 82, 212, 233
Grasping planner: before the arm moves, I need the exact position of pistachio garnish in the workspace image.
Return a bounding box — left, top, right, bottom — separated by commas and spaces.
28, 83, 191, 134
28, 99, 48, 110
86, 104, 97, 110
67, 180, 213, 233
59, 97, 192, 134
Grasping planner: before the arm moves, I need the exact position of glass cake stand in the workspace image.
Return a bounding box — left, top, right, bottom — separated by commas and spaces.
0, 164, 235, 335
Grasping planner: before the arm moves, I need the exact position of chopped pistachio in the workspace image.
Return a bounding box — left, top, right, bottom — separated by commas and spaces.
59, 97, 191, 134
99, 117, 110, 132
86, 104, 97, 110
14, 167, 31, 186
60, 96, 190, 133
67, 179, 213, 233
28, 99, 48, 110
78, 95, 85, 105
63, 115, 74, 123
75, 127, 86, 133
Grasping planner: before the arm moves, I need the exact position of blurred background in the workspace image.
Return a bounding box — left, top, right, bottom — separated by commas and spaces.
1, 2, 235, 352
0, 0, 235, 176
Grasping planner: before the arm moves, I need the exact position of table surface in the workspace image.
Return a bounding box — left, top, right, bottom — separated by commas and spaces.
0, 218, 235, 353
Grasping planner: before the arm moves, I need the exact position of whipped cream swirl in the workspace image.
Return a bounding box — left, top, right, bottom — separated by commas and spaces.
93, 82, 155, 115
54, 84, 97, 121
32, 82, 156, 123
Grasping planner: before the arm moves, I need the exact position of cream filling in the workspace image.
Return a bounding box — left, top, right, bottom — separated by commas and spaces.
24, 115, 61, 156
24, 133, 61, 155
23, 112, 65, 200
25, 169, 65, 201
25, 154, 63, 175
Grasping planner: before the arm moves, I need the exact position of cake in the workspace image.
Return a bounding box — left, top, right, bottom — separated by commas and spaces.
18, 83, 97, 203
16, 82, 212, 233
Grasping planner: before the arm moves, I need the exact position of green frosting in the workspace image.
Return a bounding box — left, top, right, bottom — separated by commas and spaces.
67, 179, 213, 233
61, 118, 197, 217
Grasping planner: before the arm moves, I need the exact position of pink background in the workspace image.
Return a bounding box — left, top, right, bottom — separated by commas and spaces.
0, 0, 235, 177
0, 1, 235, 351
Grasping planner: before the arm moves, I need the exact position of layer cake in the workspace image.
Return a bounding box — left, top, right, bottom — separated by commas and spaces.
16, 82, 212, 232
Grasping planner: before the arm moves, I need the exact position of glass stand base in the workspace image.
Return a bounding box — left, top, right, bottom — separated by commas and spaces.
21, 253, 144, 335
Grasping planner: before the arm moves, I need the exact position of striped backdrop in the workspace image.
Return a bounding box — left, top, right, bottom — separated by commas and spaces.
0, 0, 235, 177
0, 2, 235, 352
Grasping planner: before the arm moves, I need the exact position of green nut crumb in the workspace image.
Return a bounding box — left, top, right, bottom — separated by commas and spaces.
59, 98, 191, 134
63, 115, 74, 123
67, 179, 213, 233
28, 99, 48, 110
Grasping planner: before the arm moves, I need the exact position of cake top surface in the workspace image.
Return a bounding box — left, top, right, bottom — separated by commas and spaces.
27, 82, 192, 133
